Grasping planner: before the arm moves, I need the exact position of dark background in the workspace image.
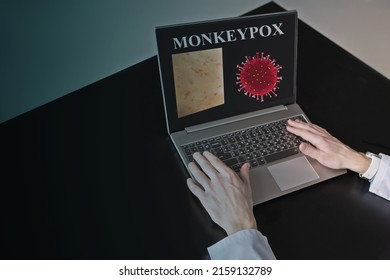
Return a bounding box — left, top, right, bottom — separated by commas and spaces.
1, 2, 390, 260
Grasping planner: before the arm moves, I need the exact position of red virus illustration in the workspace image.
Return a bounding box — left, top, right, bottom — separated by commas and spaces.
236, 52, 282, 102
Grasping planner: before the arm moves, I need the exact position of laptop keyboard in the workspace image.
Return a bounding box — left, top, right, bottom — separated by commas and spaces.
181, 115, 307, 172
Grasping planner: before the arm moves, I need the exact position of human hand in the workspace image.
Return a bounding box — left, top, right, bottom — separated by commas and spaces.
187, 151, 257, 236
286, 119, 370, 173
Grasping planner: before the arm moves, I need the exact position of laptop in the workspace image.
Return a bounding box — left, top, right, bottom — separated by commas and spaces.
155, 10, 346, 205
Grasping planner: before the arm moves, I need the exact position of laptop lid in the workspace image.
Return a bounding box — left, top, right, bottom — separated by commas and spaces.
156, 11, 297, 134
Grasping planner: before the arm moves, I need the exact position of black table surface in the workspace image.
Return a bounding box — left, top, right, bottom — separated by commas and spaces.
2, 2, 390, 259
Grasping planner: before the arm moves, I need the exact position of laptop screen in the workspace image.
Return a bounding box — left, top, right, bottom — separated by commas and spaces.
156, 11, 297, 133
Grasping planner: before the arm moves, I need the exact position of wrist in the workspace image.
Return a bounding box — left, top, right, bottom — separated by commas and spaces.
348, 151, 371, 174
226, 216, 257, 236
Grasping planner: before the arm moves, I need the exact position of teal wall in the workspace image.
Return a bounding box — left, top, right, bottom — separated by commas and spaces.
0, 0, 263, 124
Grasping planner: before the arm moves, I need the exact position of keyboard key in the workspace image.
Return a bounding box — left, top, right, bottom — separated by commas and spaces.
216, 152, 232, 161
238, 155, 246, 162
249, 159, 258, 167
256, 158, 266, 165
210, 141, 221, 148
231, 163, 242, 172
223, 157, 238, 166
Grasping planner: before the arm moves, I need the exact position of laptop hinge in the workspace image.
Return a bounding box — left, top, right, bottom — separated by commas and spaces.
185, 105, 287, 133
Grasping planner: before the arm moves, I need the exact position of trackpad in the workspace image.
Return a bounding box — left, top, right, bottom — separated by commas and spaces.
268, 156, 319, 191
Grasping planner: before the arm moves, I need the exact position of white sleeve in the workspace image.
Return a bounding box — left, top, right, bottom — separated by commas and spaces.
207, 229, 276, 260
369, 153, 390, 201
